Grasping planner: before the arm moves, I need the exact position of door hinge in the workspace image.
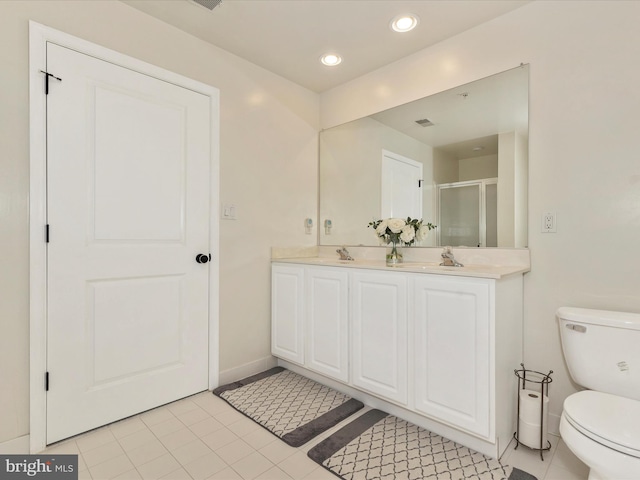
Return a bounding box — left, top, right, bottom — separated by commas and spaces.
45, 372, 49, 391
418, 180, 423, 188
45, 224, 50, 243
40, 70, 62, 95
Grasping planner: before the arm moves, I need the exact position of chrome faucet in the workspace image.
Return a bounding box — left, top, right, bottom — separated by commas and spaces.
336, 247, 354, 261
440, 246, 464, 267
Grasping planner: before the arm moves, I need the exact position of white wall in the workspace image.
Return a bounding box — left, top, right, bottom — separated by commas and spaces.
321, 0, 640, 430
0, 0, 319, 445
458, 154, 498, 182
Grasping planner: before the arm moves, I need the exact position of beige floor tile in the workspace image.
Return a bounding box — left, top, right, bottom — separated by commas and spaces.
183, 452, 227, 480
83, 441, 126, 468
141, 408, 175, 427
254, 466, 292, 480
136, 453, 182, 480
113, 469, 143, 479
206, 467, 243, 480
44, 439, 81, 455
192, 395, 232, 416
231, 451, 274, 480
78, 469, 94, 480
215, 439, 254, 464
159, 428, 199, 452
88, 454, 135, 480
213, 410, 247, 427
301, 466, 338, 480
277, 451, 318, 480
125, 438, 169, 467
201, 428, 240, 452
77, 428, 118, 453
119, 429, 158, 452
150, 418, 188, 438
176, 407, 211, 427
242, 429, 277, 450
110, 418, 149, 440
550, 440, 589, 478
258, 441, 297, 465
227, 418, 261, 438
189, 418, 225, 438
503, 444, 551, 480
171, 439, 214, 466
159, 467, 193, 480
167, 399, 200, 416
544, 464, 588, 480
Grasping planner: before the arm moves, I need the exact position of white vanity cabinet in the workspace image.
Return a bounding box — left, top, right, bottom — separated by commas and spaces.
351, 270, 408, 405
271, 265, 305, 365
305, 267, 349, 382
412, 275, 491, 438
271, 260, 524, 458
271, 264, 349, 381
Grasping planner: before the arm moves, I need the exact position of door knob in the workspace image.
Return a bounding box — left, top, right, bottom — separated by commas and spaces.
195, 254, 211, 264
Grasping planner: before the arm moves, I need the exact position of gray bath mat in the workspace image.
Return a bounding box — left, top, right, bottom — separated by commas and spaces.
308, 409, 537, 480
213, 367, 364, 447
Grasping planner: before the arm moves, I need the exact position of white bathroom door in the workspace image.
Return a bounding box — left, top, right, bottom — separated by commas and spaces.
45, 43, 212, 443
381, 150, 423, 219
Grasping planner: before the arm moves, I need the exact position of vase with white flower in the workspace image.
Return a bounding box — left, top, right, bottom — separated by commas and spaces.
368, 217, 437, 266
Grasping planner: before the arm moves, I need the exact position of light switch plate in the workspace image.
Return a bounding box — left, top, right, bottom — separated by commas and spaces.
222, 203, 237, 220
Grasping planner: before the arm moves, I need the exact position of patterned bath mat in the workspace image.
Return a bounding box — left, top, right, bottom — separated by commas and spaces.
308, 410, 537, 480
213, 367, 364, 447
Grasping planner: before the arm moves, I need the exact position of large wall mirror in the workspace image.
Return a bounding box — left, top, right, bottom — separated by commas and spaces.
319, 64, 529, 248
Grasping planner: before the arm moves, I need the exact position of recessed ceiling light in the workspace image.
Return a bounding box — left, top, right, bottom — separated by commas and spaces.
320, 53, 342, 67
391, 14, 419, 33
472, 146, 485, 152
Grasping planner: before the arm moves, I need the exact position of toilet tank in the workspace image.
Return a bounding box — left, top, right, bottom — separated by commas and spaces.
558, 307, 640, 401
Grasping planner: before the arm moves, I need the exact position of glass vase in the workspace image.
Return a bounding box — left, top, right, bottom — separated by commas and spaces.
386, 243, 403, 266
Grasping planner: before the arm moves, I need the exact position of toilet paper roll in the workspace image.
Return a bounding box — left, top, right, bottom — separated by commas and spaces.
519, 388, 549, 424
518, 417, 548, 449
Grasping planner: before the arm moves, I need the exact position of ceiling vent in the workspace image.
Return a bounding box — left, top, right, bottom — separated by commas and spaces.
415, 118, 434, 127
190, 0, 222, 11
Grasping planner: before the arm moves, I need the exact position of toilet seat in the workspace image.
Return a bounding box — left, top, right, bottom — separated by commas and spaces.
564, 390, 640, 458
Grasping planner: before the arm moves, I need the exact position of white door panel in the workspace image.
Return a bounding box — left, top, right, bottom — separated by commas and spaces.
381, 150, 423, 219
46, 43, 211, 443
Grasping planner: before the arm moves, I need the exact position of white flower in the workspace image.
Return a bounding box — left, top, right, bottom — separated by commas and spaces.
415, 225, 431, 241
387, 218, 406, 233
375, 219, 389, 236
400, 225, 415, 243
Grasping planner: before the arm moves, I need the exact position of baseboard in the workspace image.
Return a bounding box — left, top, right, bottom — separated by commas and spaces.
0, 434, 30, 454
218, 356, 278, 386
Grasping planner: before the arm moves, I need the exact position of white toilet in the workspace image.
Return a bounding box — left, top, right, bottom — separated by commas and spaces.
557, 307, 640, 480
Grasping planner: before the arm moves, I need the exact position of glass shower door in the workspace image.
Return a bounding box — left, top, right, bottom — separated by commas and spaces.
438, 183, 481, 247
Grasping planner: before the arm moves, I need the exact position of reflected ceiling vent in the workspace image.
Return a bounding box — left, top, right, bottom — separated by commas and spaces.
190, 0, 222, 11
415, 118, 434, 127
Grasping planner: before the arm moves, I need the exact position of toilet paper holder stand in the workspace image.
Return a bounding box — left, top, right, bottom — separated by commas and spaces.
514, 363, 553, 460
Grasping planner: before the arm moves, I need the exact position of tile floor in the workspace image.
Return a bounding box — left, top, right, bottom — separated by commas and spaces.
43, 391, 589, 480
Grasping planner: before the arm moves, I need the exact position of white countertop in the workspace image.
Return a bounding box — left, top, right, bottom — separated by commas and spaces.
272, 256, 529, 279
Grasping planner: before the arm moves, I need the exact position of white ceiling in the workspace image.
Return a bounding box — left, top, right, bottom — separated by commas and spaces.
122, 0, 531, 93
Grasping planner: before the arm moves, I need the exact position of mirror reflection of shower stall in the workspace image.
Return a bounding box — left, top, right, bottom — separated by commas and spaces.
437, 179, 497, 247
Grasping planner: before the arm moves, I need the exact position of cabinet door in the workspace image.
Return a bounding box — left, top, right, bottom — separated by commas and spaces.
271, 265, 304, 365
413, 275, 491, 438
306, 268, 349, 382
351, 271, 408, 405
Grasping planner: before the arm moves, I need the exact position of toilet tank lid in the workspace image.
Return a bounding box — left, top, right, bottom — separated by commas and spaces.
557, 307, 640, 330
